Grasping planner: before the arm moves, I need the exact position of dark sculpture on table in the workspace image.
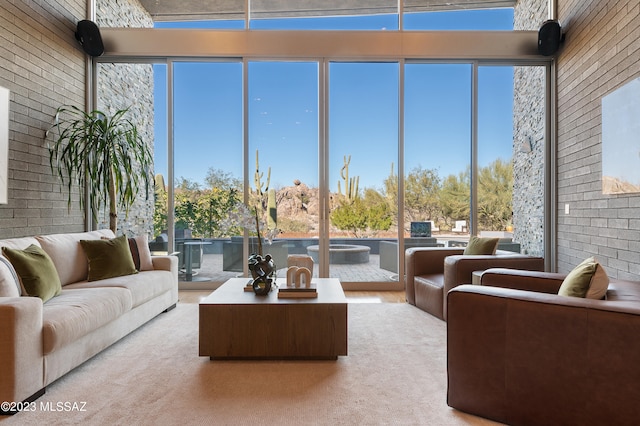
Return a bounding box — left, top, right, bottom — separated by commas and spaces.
248, 253, 276, 295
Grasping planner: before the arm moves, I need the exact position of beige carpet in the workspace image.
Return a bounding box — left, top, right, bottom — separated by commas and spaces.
2, 300, 501, 426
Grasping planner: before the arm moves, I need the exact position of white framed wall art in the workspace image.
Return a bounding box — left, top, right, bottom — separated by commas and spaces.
601, 77, 640, 194
0, 86, 8, 204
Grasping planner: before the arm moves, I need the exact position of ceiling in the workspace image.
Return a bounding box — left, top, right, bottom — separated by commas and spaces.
138, 0, 517, 22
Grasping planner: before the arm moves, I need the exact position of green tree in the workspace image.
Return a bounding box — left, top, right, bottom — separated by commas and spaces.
205, 167, 242, 191
384, 164, 442, 233
153, 174, 168, 237
174, 190, 197, 231
331, 198, 369, 237
175, 177, 201, 192
188, 188, 241, 237
478, 158, 513, 231
363, 188, 392, 234
440, 168, 470, 230
383, 163, 398, 220
331, 189, 392, 237
405, 166, 441, 226
157, 172, 243, 238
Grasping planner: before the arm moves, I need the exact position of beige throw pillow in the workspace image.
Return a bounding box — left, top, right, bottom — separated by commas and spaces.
36, 229, 116, 286
558, 257, 609, 299
128, 235, 154, 271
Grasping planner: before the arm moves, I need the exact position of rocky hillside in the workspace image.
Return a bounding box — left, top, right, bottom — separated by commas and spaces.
602, 175, 640, 195
273, 180, 321, 235
272, 179, 397, 238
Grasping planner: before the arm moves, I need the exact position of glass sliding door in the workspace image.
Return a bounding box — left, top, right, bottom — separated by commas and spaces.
149, 60, 546, 287
247, 61, 319, 277
404, 63, 472, 250
328, 62, 399, 286
152, 63, 168, 243
172, 62, 243, 282
477, 65, 545, 256
477, 66, 515, 241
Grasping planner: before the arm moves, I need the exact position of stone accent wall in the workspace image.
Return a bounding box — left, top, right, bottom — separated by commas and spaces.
512, 65, 545, 256
0, 0, 86, 238
94, 62, 155, 237
95, 0, 154, 237
514, 0, 548, 30
97, 0, 152, 28
556, 0, 640, 279
512, 0, 547, 256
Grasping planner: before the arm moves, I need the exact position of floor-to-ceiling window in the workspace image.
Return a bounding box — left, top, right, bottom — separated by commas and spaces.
404, 63, 472, 249
477, 66, 515, 238
170, 62, 243, 281
328, 62, 399, 285
96, 2, 551, 288
247, 61, 319, 278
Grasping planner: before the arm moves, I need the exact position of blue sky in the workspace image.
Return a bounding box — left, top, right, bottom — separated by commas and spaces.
153, 8, 515, 192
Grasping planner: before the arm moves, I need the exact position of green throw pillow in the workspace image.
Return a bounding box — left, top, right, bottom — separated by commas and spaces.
80, 235, 138, 282
558, 257, 609, 299
463, 236, 499, 255
1, 244, 62, 302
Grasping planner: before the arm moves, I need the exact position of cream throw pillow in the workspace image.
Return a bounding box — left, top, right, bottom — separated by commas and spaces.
36, 230, 116, 285
128, 235, 154, 271
0, 256, 22, 297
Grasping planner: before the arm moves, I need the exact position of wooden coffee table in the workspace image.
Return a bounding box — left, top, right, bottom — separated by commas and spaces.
199, 278, 347, 360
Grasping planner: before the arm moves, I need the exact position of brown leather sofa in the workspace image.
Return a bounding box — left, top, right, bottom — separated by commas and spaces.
447, 268, 640, 426
404, 247, 544, 320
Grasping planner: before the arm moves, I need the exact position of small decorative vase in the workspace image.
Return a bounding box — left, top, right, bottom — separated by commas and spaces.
248, 253, 276, 295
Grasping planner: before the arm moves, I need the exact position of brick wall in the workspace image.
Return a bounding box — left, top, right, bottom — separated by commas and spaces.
0, 0, 86, 238
557, 0, 640, 278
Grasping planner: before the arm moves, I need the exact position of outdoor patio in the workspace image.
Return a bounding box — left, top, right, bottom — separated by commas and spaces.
176, 233, 506, 286
182, 252, 398, 284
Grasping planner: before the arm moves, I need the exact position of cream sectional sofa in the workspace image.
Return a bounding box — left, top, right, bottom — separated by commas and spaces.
0, 230, 178, 412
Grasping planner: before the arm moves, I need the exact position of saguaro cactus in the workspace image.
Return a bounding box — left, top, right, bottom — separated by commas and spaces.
338, 154, 359, 200
267, 188, 277, 229
254, 149, 271, 197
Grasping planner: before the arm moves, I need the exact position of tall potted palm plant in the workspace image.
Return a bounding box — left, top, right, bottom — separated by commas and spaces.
46, 105, 153, 233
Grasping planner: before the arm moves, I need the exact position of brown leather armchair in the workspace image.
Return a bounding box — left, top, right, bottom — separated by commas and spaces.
447, 268, 640, 425
404, 247, 544, 320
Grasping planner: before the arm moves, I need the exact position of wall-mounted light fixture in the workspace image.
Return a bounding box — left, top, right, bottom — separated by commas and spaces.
519, 135, 533, 154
